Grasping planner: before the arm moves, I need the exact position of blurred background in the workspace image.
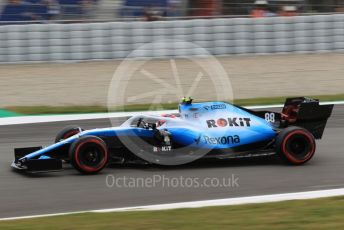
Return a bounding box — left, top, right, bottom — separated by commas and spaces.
0, 0, 344, 23
0, 0, 343, 108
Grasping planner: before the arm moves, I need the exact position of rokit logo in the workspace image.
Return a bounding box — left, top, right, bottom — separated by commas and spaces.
206, 118, 251, 128
153, 146, 172, 152
204, 135, 240, 144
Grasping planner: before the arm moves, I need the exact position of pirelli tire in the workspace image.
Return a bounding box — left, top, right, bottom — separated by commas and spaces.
55, 125, 84, 143
275, 126, 316, 165
69, 136, 109, 174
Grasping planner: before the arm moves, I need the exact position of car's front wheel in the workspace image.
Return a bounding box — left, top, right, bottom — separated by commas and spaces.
55, 125, 84, 143
276, 126, 316, 165
69, 136, 109, 174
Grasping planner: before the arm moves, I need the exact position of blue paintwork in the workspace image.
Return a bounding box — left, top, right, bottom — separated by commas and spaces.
20, 102, 278, 161
176, 102, 277, 149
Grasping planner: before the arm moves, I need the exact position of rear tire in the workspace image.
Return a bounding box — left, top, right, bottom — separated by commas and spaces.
69, 136, 109, 174
55, 125, 84, 143
276, 126, 316, 165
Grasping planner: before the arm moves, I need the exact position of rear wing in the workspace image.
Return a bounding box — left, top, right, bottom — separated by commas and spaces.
243, 97, 333, 139
280, 97, 334, 139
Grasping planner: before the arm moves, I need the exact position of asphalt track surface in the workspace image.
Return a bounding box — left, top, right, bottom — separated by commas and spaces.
0, 105, 343, 218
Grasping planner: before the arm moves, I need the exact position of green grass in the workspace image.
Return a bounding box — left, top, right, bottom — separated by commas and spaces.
3, 94, 344, 116
1, 196, 344, 230
4, 105, 107, 115
0, 109, 21, 117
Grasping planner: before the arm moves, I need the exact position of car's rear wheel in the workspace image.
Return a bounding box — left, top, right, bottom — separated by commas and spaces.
276, 126, 316, 165
55, 125, 84, 143
69, 136, 109, 174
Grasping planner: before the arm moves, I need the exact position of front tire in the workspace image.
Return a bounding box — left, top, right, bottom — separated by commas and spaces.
69, 136, 109, 174
55, 125, 84, 143
276, 126, 316, 165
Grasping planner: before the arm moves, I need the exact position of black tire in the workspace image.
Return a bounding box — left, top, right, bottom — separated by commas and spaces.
69, 136, 109, 174
275, 126, 316, 165
55, 125, 84, 143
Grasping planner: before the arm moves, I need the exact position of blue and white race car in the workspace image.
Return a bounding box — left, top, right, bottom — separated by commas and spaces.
12, 97, 333, 174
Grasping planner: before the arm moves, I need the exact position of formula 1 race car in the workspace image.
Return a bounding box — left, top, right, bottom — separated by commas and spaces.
11, 97, 333, 174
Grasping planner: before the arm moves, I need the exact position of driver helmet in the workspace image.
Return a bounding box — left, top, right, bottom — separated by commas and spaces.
181, 96, 193, 105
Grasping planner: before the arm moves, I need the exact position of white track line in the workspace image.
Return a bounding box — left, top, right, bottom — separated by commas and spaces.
0, 101, 342, 126
0, 110, 176, 126
1, 188, 344, 221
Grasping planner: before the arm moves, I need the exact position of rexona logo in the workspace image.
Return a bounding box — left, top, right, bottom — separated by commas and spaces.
204, 135, 240, 145
206, 117, 251, 128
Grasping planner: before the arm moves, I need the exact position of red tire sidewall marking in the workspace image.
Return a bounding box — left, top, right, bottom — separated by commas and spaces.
281, 130, 315, 164
74, 139, 108, 172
